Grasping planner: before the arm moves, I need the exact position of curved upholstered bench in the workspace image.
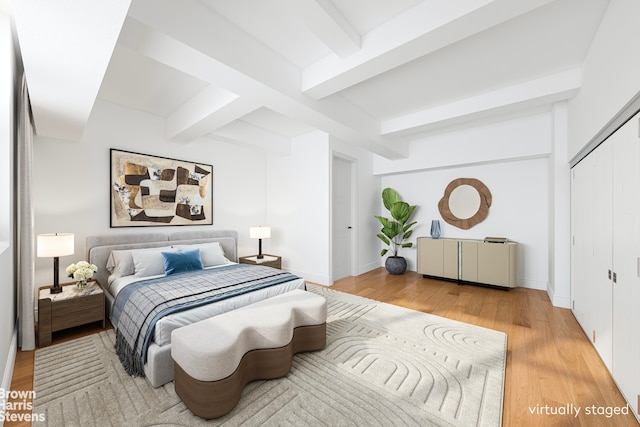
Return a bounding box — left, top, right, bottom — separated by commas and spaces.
171, 289, 327, 419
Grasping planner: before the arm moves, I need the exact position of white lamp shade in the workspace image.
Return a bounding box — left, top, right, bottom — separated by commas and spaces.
37, 233, 75, 258
249, 226, 271, 239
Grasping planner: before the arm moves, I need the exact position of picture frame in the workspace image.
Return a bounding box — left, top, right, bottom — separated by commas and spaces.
110, 149, 213, 228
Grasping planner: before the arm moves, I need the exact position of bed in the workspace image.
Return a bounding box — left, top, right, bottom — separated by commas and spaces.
86, 230, 306, 387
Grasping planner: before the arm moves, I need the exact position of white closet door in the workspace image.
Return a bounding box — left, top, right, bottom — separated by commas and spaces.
612, 114, 640, 415
571, 140, 613, 369
571, 154, 594, 333
592, 141, 613, 369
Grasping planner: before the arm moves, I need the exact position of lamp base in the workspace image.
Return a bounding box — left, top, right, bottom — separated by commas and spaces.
257, 238, 264, 259
50, 256, 63, 294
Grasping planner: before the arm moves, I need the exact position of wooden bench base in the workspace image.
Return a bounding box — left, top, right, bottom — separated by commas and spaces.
174, 323, 326, 419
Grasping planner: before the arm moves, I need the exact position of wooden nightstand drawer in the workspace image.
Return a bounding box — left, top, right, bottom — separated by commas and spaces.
51, 293, 104, 331
38, 281, 105, 347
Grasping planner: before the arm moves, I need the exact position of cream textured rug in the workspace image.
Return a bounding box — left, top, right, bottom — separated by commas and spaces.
33, 285, 507, 426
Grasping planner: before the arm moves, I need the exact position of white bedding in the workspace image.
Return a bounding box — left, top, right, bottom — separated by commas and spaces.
109, 263, 306, 346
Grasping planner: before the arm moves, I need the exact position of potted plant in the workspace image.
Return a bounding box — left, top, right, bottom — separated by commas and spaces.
375, 188, 417, 274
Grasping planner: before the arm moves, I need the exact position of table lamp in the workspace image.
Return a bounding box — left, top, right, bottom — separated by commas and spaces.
37, 233, 74, 294
249, 226, 271, 259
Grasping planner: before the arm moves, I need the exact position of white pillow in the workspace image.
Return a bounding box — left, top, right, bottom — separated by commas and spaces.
132, 247, 178, 277
106, 251, 131, 287
106, 249, 145, 278
174, 242, 228, 267
106, 246, 175, 283
106, 250, 132, 275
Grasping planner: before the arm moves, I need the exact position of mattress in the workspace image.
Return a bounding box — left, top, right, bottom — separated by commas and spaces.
109, 264, 306, 346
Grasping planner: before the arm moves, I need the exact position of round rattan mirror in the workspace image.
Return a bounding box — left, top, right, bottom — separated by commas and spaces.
438, 178, 491, 229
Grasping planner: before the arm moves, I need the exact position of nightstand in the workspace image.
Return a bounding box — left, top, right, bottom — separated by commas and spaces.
239, 254, 282, 269
37, 280, 105, 347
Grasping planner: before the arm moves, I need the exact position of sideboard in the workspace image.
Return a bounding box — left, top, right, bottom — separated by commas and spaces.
417, 237, 518, 288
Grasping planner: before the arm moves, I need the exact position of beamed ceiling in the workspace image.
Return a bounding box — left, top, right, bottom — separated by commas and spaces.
13, 0, 610, 158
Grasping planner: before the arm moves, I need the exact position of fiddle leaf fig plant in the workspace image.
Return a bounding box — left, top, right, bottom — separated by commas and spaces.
375, 188, 417, 257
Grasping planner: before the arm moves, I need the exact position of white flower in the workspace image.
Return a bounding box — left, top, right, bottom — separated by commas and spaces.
65, 264, 76, 276
73, 267, 94, 281
67, 261, 98, 280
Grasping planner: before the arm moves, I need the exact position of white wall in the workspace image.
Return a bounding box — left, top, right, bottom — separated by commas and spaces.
32, 101, 366, 290
568, 0, 640, 159
261, 132, 381, 286
0, 11, 11, 242
330, 137, 381, 276
376, 112, 554, 290
381, 158, 550, 290
374, 112, 552, 175
32, 0, 633, 306
548, 102, 571, 307
564, 0, 640, 309
33, 99, 270, 287
266, 131, 331, 285
0, 8, 17, 398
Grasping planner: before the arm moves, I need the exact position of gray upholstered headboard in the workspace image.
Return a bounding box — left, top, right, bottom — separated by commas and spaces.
85, 230, 239, 297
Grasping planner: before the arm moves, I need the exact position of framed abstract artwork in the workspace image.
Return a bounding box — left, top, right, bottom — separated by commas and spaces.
110, 149, 213, 227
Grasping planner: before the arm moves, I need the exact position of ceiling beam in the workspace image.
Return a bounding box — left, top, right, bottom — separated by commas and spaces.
124, 2, 407, 159
127, 0, 300, 102
381, 68, 581, 136
166, 86, 260, 143
302, 0, 555, 100
276, 0, 360, 58
207, 120, 292, 156
14, 0, 131, 141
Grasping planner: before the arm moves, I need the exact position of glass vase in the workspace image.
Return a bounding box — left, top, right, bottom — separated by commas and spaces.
430, 220, 441, 239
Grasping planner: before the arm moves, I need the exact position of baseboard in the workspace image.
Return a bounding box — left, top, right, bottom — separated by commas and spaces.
284, 268, 331, 287
1, 325, 16, 391
551, 293, 571, 309
357, 260, 382, 276
517, 278, 547, 291
286, 263, 382, 287
545, 282, 571, 309
1, 325, 18, 426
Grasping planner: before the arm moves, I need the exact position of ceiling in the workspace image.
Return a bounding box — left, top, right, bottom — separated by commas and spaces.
13, 0, 610, 159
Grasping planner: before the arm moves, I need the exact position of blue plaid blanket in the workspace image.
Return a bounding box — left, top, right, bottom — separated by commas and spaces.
111, 263, 301, 377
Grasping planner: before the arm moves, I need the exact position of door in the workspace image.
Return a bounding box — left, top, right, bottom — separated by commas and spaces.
477, 243, 510, 287
442, 239, 459, 280
332, 156, 354, 281
417, 238, 444, 276
612, 114, 640, 414
592, 141, 613, 369
571, 140, 612, 366
571, 155, 593, 331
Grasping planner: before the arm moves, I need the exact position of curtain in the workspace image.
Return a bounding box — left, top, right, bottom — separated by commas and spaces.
17, 75, 35, 351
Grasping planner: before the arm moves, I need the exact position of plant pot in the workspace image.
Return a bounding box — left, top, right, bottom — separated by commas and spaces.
385, 256, 407, 275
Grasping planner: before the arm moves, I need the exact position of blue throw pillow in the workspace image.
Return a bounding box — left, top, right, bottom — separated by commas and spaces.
162, 248, 203, 275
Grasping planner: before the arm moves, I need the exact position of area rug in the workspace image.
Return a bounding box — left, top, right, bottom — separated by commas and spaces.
32, 285, 507, 426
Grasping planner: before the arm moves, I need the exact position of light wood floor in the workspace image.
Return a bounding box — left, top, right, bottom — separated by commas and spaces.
7, 268, 639, 426
330, 269, 639, 426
